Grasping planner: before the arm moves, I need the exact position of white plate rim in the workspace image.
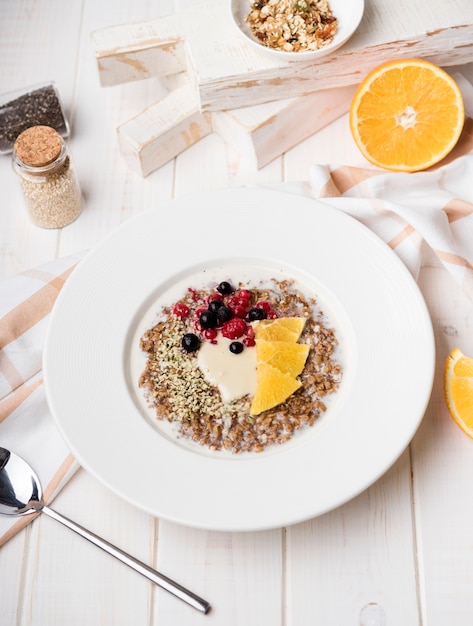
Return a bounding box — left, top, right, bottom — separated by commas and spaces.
43, 188, 435, 532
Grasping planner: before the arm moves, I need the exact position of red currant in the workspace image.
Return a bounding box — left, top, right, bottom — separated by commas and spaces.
172, 302, 190, 319
208, 293, 224, 303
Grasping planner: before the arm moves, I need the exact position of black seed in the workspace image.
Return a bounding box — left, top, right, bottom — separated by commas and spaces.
199, 310, 218, 329
216, 305, 233, 323
229, 341, 244, 354
181, 333, 200, 352
216, 281, 234, 295
248, 307, 267, 321
208, 299, 225, 313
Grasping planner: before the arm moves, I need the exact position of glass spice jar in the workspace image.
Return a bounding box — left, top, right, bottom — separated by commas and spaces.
12, 125, 83, 228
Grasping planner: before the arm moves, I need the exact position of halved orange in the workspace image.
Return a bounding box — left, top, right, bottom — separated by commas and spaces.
349, 58, 465, 172
444, 348, 473, 437
250, 362, 302, 416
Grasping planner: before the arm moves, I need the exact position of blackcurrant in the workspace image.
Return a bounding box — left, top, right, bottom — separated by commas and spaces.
248, 307, 267, 321
216, 305, 233, 323
181, 333, 200, 352
216, 281, 234, 295
199, 310, 218, 329
208, 299, 225, 313
229, 341, 244, 354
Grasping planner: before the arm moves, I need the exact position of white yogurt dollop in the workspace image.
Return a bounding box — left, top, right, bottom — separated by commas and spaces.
197, 334, 257, 402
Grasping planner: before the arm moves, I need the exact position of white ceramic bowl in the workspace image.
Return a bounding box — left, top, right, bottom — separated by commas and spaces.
230, 0, 364, 62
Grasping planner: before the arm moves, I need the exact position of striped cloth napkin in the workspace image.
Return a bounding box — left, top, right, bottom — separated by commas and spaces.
309, 124, 473, 298
1, 75, 472, 546
0, 253, 83, 545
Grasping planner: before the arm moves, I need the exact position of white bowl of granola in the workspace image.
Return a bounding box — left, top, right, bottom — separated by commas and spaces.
230, 0, 364, 61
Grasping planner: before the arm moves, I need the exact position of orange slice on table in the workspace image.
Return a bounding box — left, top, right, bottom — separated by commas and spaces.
349, 58, 465, 172
444, 348, 473, 438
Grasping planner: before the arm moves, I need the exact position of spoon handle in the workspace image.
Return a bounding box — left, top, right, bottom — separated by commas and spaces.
41, 504, 210, 614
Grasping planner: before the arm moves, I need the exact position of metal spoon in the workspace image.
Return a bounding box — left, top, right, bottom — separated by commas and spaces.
0, 447, 210, 614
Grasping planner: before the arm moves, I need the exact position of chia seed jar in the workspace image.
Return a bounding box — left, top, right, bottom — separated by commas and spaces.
12, 125, 83, 228
0, 81, 69, 154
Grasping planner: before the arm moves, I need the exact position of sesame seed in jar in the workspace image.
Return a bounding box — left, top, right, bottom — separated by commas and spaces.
12, 125, 83, 228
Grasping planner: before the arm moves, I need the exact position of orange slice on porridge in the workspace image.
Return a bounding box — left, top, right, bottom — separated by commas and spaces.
253, 317, 306, 342
250, 362, 302, 416
256, 339, 310, 378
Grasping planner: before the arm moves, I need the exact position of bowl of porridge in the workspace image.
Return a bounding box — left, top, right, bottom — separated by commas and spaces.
43, 188, 434, 531
230, 0, 365, 61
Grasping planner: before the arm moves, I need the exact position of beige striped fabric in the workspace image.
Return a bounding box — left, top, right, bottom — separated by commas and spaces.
0, 254, 83, 545
308, 127, 473, 300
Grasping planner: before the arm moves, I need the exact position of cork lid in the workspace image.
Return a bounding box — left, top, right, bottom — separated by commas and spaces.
14, 125, 62, 167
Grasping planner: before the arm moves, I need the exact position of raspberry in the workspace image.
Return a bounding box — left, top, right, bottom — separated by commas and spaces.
231, 305, 247, 319
236, 289, 251, 302
221, 318, 247, 339
256, 300, 272, 313
243, 336, 255, 347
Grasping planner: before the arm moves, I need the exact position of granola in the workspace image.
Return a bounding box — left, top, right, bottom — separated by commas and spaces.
245, 0, 337, 53
138, 278, 342, 454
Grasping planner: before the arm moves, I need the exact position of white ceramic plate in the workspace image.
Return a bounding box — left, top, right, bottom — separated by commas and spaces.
44, 188, 434, 532
230, 0, 364, 62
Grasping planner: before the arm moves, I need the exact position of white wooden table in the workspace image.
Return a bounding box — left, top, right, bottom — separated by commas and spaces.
2, 1, 473, 625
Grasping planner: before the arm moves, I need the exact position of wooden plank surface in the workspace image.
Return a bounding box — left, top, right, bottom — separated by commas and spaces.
92, 0, 473, 110
2, 1, 473, 625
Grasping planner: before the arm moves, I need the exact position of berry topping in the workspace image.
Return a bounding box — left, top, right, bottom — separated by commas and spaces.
256, 300, 273, 313
172, 302, 190, 319
216, 281, 234, 295
216, 305, 233, 324
236, 289, 251, 302
208, 299, 225, 313
181, 333, 200, 352
231, 305, 247, 319
229, 341, 244, 354
203, 329, 218, 340
208, 293, 224, 303
248, 307, 267, 321
221, 318, 247, 340
199, 310, 218, 329
243, 336, 256, 347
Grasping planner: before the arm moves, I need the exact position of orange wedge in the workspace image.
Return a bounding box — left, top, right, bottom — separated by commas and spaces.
250, 362, 302, 416
253, 317, 306, 342
349, 58, 465, 172
256, 339, 309, 377
444, 348, 473, 437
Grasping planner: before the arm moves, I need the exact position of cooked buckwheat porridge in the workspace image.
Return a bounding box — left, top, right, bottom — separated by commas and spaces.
138, 276, 342, 454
